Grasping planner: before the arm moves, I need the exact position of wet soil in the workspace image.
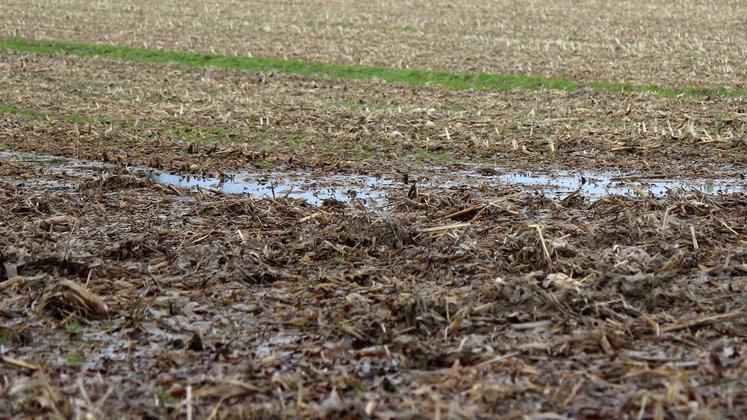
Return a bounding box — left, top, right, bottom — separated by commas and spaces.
1, 154, 746, 418
5, 151, 747, 206
1, 4, 746, 416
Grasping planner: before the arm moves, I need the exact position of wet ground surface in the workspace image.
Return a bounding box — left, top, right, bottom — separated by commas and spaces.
1, 10, 747, 415
4, 152, 746, 207
1, 151, 746, 418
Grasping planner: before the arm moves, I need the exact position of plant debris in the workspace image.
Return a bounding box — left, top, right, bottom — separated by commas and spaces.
1, 1, 746, 416
1, 159, 745, 417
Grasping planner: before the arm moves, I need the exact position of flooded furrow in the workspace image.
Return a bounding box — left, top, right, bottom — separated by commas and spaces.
2, 152, 745, 206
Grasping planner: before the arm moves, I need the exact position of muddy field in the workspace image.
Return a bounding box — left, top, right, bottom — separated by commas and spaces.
1, 1, 747, 418
2, 150, 746, 418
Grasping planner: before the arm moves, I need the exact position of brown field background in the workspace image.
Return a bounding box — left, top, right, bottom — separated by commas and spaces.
2, 0, 747, 87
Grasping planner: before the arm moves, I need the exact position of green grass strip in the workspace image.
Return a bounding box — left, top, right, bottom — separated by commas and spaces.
1, 36, 745, 99
0, 103, 45, 118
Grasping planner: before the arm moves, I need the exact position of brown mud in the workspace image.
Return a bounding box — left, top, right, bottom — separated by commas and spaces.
3, 151, 747, 205
1, 153, 746, 418
1, 2, 747, 416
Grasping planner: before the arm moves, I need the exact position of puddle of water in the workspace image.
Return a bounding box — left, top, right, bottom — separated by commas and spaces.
146, 171, 392, 206
486, 170, 746, 198
2, 151, 745, 204
0, 151, 394, 206
149, 169, 746, 202
1, 151, 110, 175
